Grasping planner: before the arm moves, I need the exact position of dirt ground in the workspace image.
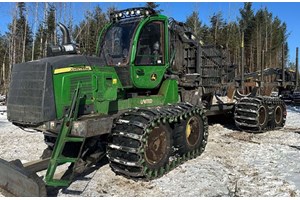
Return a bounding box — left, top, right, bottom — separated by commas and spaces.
0, 105, 300, 197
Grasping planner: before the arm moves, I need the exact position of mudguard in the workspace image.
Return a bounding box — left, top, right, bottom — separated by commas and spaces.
0, 158, 46, 197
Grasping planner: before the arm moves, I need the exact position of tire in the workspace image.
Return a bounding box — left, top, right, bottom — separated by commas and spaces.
144, 124, 172, 170
174, 114, 204, 155
107, 104, 208, 179
257, 104, 269, 130
273, 104, 285, 128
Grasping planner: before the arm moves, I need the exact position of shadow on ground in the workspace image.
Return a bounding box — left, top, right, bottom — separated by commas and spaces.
46, 157, 109, 197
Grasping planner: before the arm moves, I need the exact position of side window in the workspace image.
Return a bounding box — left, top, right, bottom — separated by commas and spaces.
135, 21, 164, 66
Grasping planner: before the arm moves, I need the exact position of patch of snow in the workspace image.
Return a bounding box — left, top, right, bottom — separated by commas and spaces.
0, 105, 299, 197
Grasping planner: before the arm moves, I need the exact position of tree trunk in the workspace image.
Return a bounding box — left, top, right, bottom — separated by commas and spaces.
22, 8, 28, 62
44, 2, 48, 57
2, 50, 7, 88
31, 2, 38, 61
54, 6, 57, 45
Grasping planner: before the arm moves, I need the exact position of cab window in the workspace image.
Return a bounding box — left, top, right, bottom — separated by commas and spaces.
135, 21, 165, 66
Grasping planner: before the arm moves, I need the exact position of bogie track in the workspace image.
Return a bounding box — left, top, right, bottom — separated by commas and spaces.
234, 96, 286, 133
106, 102, 208, 179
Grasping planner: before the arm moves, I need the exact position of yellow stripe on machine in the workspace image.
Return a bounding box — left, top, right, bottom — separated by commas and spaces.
54, 66, 92, 74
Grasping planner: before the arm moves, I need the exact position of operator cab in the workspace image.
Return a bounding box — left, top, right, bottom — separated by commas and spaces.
98, 7, 164, 67
99, 19, 139, 66
97, 7, 167, 89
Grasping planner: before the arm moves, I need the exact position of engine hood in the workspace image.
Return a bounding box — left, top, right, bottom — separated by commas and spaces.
7, 55, 106, 127
31, 54, 107, 70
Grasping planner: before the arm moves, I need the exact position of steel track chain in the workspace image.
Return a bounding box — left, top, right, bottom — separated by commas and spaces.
234, 96, 286, 133
106, 102, 208, 179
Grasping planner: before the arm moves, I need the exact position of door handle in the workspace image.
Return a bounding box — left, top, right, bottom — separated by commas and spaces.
136, 69, 145, 76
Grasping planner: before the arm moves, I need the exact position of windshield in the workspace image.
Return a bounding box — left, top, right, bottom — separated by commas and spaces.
99, 20, 140, 66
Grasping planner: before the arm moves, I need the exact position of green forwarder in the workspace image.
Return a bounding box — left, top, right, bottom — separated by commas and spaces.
0, 7, 286, 196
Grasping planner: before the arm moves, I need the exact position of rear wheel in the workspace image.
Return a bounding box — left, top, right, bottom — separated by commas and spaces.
258, 105, 268, 129
174, 114, 205, 155
234, 97, 270, 132
273, 104, 285, 128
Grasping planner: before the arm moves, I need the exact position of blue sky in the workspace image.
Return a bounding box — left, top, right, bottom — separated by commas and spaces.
0, 2, 300, 62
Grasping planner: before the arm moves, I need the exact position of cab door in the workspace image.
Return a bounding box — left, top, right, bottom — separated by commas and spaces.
131, 19, 168, 89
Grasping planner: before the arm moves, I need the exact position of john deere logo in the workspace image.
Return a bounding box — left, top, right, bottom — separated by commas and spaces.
151, 73, 157, 81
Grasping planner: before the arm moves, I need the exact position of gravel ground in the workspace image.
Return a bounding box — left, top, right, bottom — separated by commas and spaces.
0, 105, 300, 197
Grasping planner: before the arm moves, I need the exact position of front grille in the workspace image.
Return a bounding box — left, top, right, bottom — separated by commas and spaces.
7, 61, 56, 126
69, 75, 93, 100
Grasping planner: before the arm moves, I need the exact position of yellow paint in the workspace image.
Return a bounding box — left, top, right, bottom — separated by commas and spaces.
186, 123, 191, 139
112, 78, 117, 84
54, 66, 92, 74
151, 74, 157, 81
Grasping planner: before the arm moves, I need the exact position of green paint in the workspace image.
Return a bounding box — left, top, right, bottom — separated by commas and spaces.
130, 15, 170, 89
46, 11, 180, 186
53, 13, 173, 119
46, 83, 85, 187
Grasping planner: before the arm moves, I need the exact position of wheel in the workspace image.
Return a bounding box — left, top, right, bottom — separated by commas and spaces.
273, 104, 285, 128
144, 124, 172, 170
234, 97, 270, 132
107, 104, 208, 179
258, 105, 268, 129
174, 114, 204, 155
107, 111, 173, 179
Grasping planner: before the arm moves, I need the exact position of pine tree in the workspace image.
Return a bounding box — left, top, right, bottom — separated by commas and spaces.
73, 5, 107, 55
5, 2, 33, 65
239, 3, 255, 72
145, 2, 163, 13
209, 12, 226, 46
46, 4, 56, 45
185, 11, 203, 42
0, 34, 9, 93
106, 5, 117, 20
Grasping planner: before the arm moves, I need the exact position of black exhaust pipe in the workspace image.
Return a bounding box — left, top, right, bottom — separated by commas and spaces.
58, 22, 71, 45
47, 22, 77, 57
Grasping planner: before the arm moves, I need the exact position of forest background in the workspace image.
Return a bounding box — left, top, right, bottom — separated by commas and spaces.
0, 2, 292, 94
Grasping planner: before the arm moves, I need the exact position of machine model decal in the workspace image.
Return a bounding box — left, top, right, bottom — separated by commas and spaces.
54, 66, 92, 74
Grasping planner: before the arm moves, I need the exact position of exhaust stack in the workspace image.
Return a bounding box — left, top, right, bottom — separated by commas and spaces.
47, 22, 77, 57
58, 22, 71, 45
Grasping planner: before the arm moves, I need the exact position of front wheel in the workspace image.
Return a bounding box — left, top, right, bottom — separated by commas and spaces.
144, 124, 172, 170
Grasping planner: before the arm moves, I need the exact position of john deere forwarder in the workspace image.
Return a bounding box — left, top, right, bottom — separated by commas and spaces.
0, 7, 286, 196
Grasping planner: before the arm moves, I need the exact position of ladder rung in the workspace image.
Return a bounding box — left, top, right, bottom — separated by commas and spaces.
46, 179, 71, 187
56, 156, 77, 163
64, 136, 85, 143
